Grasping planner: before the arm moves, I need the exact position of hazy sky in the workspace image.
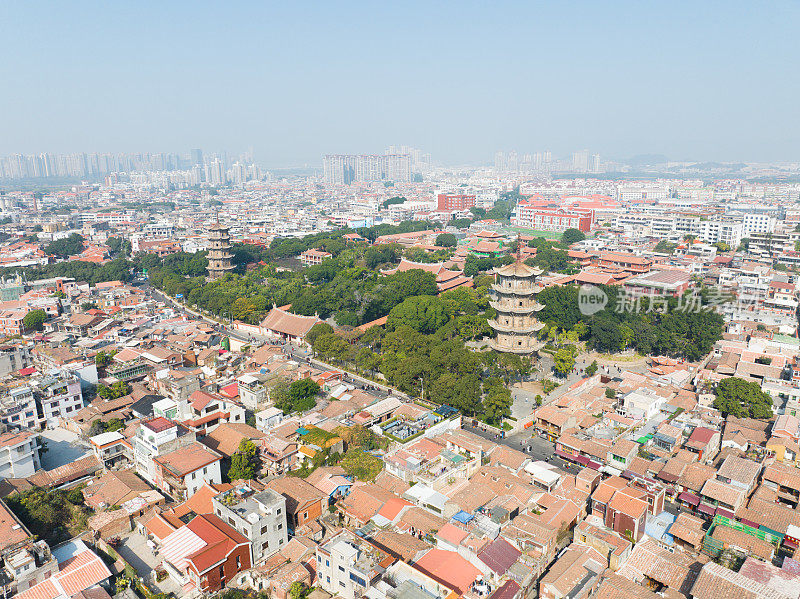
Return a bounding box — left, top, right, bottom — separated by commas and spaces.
1, 1, 799, 167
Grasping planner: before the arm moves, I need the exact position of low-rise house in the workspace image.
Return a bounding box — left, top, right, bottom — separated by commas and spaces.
412, 547, 481, 596
573, 518, 632, 571
88, 430, 131, 468
766, 436, 799, 464
0, 429, 41, 479
15, 540, 112, 599
653, 422, 682, 453
200, 422, 265, 459
182, 389, 246, 434
711, 524, 775, 562
259, 307, 320, 345
34, 371, 84, 428
258, 435, 297, 476
669, 513, 706, 551
160, 514, 251, 593
299, 248, 332, 267
621, 388, 667, 420
616, 539, 702, 596
316, 531, 394, 599
762, 461, 800, 507
0, 386, 38, 430
604, 487, 649, 542
539, 544, 606, 599
256, 406, 285, 432
211, 484, 288, 564
306, 467, 353, 504
699, 478, 746, 516
684, 426, 720, 463
0, 500, 58, 596
153, 441, 223, 501
266, 476, 326, 533
534, 406, 577, 442
237, 372, 271, 411
691, 561, 795, 599
606, 438, 638, 472
133, 416, 196, 485
715, 455, 762, 496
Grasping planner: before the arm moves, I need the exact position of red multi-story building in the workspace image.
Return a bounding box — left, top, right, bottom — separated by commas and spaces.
512, 203, 593, 233
437, 193, 476, 211
160, 513, 252, 593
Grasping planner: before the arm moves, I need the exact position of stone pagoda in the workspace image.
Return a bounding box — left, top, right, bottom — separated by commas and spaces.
488, 251, 546, 354
207, 219, 234, 280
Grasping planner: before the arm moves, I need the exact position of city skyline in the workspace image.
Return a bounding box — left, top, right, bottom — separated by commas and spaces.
2, 2, 799, 166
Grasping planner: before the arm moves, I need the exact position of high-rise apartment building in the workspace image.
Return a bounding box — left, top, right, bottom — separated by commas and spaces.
205, 158, 225, 186
386, 145, 430, 171
323, 154, 411, 184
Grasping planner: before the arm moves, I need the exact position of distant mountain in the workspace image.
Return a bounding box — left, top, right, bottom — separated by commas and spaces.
626, 154, 669, 166
688, 162, 747, 171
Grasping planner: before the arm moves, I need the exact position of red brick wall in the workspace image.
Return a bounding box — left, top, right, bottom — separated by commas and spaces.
197, 543, 252, 592
296, 499, 322, 528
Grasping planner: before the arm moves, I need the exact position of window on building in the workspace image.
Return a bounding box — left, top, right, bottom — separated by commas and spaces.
349, 573, 366, 587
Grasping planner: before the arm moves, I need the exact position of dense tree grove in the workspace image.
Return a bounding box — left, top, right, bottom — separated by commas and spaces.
1, 218, 729, 425
7, 487, 90, 545
46, 233, 85, 257
536, 285, 724, 361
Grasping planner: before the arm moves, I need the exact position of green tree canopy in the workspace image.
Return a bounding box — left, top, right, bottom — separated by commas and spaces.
387, 295, 450, 334
654, 240, 677, 254
97, 381, 131, 400
561, 228, 586, 245
306, 322, 334, 346
228, 438, 260, 481
553, 347, 576, 376
339, 448, 383, 481
46, 233, 85, 257
435, 233, 457, 247
381, 196, 406, 209
275, 379, 320, 414
23, 309, 47, 331
713, 377, 773, 419
482, 378, 512, 425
